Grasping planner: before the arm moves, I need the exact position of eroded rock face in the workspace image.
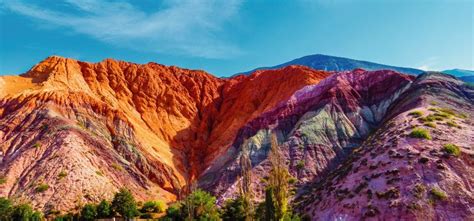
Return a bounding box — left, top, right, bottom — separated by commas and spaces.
294, 73, 474, 220
199, 69, 415, 201
0, 56, 329, 213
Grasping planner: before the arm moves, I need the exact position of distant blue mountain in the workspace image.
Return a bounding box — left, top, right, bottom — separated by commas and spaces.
442, 69, 474, 78
238, 54, 424, 75
459, 75, 474, 83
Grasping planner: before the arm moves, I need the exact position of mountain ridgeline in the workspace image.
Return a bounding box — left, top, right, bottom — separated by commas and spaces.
238, 54, 424, 75
0, 56, 473, 220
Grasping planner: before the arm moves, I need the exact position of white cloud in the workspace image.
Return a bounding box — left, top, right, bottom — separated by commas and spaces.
1, 0, 243, 58
417, 57, 439, 71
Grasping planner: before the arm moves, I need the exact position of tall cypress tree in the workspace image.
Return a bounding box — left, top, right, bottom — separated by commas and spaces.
240, 139, 254, 220
267, 133, 289, 220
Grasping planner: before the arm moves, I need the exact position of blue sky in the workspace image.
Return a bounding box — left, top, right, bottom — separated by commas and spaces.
0, 0, 472, 77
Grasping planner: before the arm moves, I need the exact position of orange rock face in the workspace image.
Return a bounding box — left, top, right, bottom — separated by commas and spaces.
0, 56, 330, 212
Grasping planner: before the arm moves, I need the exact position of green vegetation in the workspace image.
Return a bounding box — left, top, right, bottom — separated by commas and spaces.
95, 171, 103, 176
80, 204, 97, 221
408, 111, 423, 117
0, 198, 43, 220
35, 183, 49, 193
221, 196, 247, 221
111, 163, 124, 171
162, 189, 220, 220
376, 187, 400, 199
33, 142, 41, 148
111, 188, 139, 219
412, 183, 425, 199
409, 128, 432, 140
296, 160, 305, 170
0, 197, 13, 219
96, 200, 112, 218
446, 120, 459, 128
442, 144, 461, 157
0, 176, 6, 185
430, 187, 447, 201
11, 203, 34, 221
424, 122, 436, 128
57, 171, 67, 179
140, 200, 165, 213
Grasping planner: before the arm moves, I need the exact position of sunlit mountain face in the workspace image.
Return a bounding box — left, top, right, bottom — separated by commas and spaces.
1, 55, 473, 220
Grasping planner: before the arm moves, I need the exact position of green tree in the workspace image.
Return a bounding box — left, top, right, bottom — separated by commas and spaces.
264, 187, 276, 221
163, 189, 219, 221
239, 139, 254, 220
184, 189, 219, 220
140, 200, 165, 213
259, 133, 290, 221
111, 188, 139, 219
31, 211, 44, 221
80, 203, 97, 221
0, 197, 13, 220
96, 200, 112, 218
11, 203, 33, 221
221, 196, 246, 221
164, 202, 183, 221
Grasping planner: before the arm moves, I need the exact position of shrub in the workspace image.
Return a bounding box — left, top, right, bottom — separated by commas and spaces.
296, 160, 305, 170
442, 144, 461, 157
446, 121, 459, 128
111, 188, 139, 218
434, 112, 450, 119
35, 183, 49, 193
12, 203, 33, 220
288, 177, 297, 185
80, 204, 97, 221
97, 200, 112, 218
140, 200, 165, 213
376, 187, 400, 199
419, 115, 436, 123
409, 128, 431, 140
111, 163, 124, 171
58, 171, 67, 179
424, 122, 436, 128
54, 213, 75, 221
0, 177, 6, 185
31, 211, 43, 220
33, 142, 41, 148
0, 197, 13, 219
95, 171, 103, 176
430, 187, 447, 201
221, 196, 247, 221
408, 111, 423, 117
412, 183, 425, 198
418, 157, 429, 164
140, 213, 153, 219
438, 108, 456, 116
164, 203, 182, 220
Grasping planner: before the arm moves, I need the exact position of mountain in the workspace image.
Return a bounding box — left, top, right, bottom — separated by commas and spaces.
0, 56, 329, 213
460, 76, 474, 83
442, 69, 474, 77
1, 56, 473, 220
238, 54, 424, 75
202, 70, 474, 220
441, 69, 474, 83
